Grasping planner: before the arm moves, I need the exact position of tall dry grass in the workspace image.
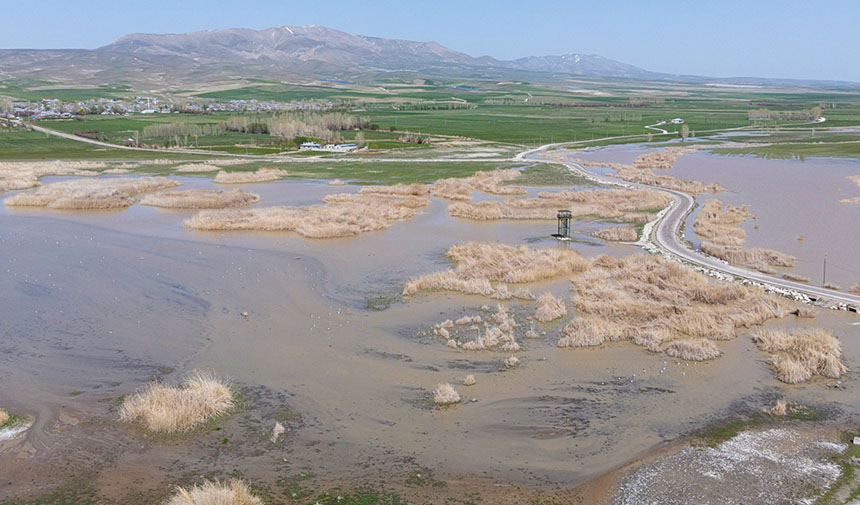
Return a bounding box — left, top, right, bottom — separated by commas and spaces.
575, 158, 723, 194
186, 187, 429, 238
593, 226, 638, 242
560, 254, 793, 359
214, 168, 288, 184
448, 188, 669, 223
0, 161, 106, 192
633, 146, 698, 170
431, 169, 525, 201
695, 199, 796, 273
4, 176, 180, 209
174, 164, 220, 173
0, 409, 8, 426
850, 281, 860, 294
534, 292, 567, 322
166, 479, 262, 505
753, 328, 846, 384
140, 189, 260, 209
403, 242, 590, 297
118, 371, 233, 433
663, 338, 721, 361
848, 175, 860, 188
433, 383, 461, 405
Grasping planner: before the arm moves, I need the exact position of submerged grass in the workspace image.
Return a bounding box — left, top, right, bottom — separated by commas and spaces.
4, 176, 180, 209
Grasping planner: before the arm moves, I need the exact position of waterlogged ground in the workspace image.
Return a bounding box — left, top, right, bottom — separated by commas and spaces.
1, 175, 860, 503
574, 142, 860, 289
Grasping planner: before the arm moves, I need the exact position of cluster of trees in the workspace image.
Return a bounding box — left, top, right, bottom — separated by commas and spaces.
587, 112, 644, 124
397, 133, 432, 144
748, 106, 822, 121
629, 96, 665, 106
0, 98, 11, 114
142, 122, 226, 140
266, 112, 370, 141
395, 101, 475, 111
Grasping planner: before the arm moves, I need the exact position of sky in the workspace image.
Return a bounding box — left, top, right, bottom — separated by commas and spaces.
2, 0, 859, 82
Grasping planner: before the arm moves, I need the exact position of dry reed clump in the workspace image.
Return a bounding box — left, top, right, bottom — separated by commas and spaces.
534, 292, 567, 322
504, 356, 520, 368
695, 199, 796, 273
848, 175, 860, 188
4, 176, 180, 209
460, 305, 521, 352
455, 315, 482, 325
576, 158, 723, 194
174, 163, 221, 173
270, 422, 285, 443
769, 399, 788, 416
103, 168, 131, 175
118, 371, 234, 433
560, 254, 793, 359
753, 328, 847, 384
140, 189, 260, 209
185, 187, 429, 238
448, 188, 669, 223
0, 409, 8, 426
463, 374, 476, 386
433, 383, 461, 405
328, 179, 347, 186
403, 242, 591, 298
633, 146, 698, 170
850, 281, 860, 294
431, 169, 525, 201
166, 479, 262, 505
214, 168, 289, 184
782, 273, 810, 283
593, 226, 638, 242
0, 161, 106, 192
663, 338, 722, 361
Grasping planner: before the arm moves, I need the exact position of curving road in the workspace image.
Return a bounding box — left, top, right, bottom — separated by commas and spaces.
525, 147, 860, 310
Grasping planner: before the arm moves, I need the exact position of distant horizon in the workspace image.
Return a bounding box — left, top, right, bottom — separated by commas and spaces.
2, 0, 859, 82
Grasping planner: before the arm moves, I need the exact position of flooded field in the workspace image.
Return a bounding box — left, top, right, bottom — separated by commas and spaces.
2, 172, 860, 503
575, 144, 860, 289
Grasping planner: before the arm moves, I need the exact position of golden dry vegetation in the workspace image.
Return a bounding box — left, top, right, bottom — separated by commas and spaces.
430, 169, 525, 201
403, 242, 590, 298
0, 161, 105, 192
185, 183, 430, 238
593, 226, 638, 242
213, 168, 289, 184
534, 292, 567, 322
448, 188, 669, 223
165, 479, 262, 505
753, 328, 846, 383
118, 371, 233, 433
140, 189, 260, 209
4, 176, 180, 209
695, 199, 796, 273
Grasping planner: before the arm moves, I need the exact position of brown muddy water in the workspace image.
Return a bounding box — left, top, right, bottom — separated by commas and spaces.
575, 143, 860, 289
1, 175, 860, 503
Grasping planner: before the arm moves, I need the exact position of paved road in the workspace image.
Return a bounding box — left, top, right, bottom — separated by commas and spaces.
528, 148, 860, 310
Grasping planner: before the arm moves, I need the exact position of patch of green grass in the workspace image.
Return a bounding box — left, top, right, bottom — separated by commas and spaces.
505, 163, 594, 187
711, 141, 860, 160
815, 433, 860, 505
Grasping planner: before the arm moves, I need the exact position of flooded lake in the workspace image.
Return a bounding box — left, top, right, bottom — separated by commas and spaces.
2, 173, 859, 501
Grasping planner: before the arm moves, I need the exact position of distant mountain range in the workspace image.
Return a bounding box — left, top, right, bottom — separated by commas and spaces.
0, 25, 854, 89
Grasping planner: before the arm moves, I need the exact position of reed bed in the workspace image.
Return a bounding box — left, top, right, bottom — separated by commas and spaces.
140, 189, 260, 209
0, 161, 106, 192
633, 146, 698, 170
695, 199, 796, 273
431, 169, 525, 201
753, 328, 846, 384
576, 158, 723, 194
102, 168, 131, 175
593, 226, 638, 242
534, 292, 567, 322
166, 479, 262, 505
448, 188, 669, 222
782, 273, 810, 283
118, 371, 233, 433
0, 409, 8, 426
849, 175, 860, 188
214, 168, 289, 184
403, 242, 591, 297
663, 338, 721, 361
559, 254, 793, 360
328, 179, 347, 186
4, 176, 180, 209
433, 383, 461, 405
185, 187, 429, 238
174, 163, 221, 173
431, 305, 521, 352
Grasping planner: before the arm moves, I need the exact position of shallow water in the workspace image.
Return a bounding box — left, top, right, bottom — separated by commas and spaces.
1, 175, 859, 498
575, 145, 860, 288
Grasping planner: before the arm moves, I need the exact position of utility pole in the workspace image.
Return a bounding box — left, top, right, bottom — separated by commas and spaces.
823, 254, 828, 285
